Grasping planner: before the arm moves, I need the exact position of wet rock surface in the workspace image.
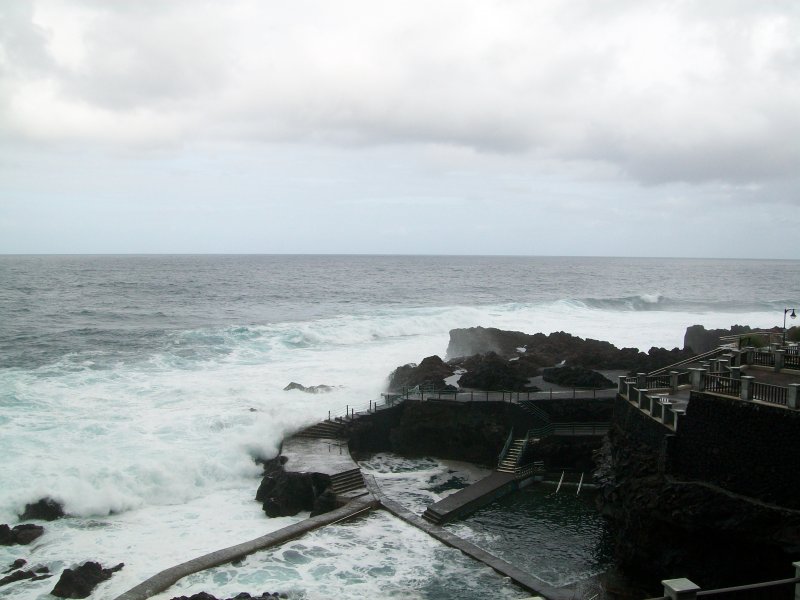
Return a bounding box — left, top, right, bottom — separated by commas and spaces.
255, 456, 334, 518
387, 355, 455, 391
0, 565, 51, 587
455, 351, 538, 392
19, 497, 65, 521
446, 327, 694, 373
50, 561, 124, 599
283, 382, 334, 394
0, 523, 44, 545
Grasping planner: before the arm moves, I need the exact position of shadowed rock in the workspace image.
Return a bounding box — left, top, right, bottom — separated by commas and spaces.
283, 382, 334, 394
19, 498, 65, 521
542, 366, 614, 389
50, 561, 123, 599
0, 524, 44, 545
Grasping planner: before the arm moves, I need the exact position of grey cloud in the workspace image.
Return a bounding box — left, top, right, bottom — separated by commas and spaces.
2, 1, 800, 188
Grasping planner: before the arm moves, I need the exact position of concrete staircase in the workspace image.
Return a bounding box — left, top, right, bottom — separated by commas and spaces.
330, 468, 366, 499
497, 439, 526, 474
294, 420, 346, 439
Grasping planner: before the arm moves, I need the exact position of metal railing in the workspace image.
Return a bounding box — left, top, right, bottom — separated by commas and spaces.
400, 387, 615, 402
705, 374, 741, 398
752, 351, 775, 367
752, 381, 787, 406
646, 374, 672, 389
498, 428, 514, 463
785, 354, 800, 369
528, 422, 610, 438
648, 346, 726, 376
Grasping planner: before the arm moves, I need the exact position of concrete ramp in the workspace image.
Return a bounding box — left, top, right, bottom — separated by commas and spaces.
423, 471, 518, 524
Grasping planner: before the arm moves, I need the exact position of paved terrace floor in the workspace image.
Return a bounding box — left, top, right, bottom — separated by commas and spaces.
281, 437, 358, 475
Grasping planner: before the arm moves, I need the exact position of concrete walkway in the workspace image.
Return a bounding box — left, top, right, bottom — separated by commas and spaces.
366, 479, 567, 600
281, 436, 359, 475
423, 471, 518, 524
112, 496, 379, 600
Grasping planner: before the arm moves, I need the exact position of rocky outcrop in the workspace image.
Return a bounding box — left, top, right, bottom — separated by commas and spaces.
0, 524, 44, 545
283, 382, 334, 394
455, 352, 538, 391
683, 324, 758, 353
447, 327, 532, 358
19, 498, 64, 521
542, 366, 614, 389
255, 456, 334, 518
387, 355, 455, 391
50, 561, 123, 599
446, 327, 694, 373
0, 565, 50, 587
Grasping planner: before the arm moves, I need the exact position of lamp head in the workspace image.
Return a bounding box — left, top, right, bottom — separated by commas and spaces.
792, 309, 797, 319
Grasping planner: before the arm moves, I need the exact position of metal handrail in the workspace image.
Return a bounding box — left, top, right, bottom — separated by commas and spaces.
498, 428, 514, 463
648, 346, 727, 376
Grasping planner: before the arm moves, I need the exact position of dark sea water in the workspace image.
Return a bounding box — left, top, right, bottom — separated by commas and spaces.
1, 254, 798, 599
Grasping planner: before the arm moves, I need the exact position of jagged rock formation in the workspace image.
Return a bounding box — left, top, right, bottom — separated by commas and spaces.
387, 355, 455, 391
19, 498, 64, 521
455, 352, 538, 391
283, 382, 334, 394
0, 524, 44, 545
50, 561, 123, 598
445, 327, 694, 373
254, 456, 335, 518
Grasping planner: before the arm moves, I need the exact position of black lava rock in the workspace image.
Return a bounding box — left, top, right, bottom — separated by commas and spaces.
19, 498, 65, 521
0, 523, 44, 545
50, 561, 124, 599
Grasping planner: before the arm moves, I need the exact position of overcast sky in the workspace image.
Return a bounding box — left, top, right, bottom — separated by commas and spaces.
1, 1, 799, 257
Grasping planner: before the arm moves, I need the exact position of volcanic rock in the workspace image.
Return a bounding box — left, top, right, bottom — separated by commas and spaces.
19, 498, 65, 521
255, 460, 333, 518
542, 366, 614, 389
456, 352, 536, 392
50, 561, 124, 599
283, 382, 334, 394
0, 523, 44, 545
0, 565, 50, 587
387, 355, 455, 392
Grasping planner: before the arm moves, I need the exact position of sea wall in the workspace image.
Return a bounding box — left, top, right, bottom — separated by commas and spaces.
600, 392, 800, 590
347, 399, 612, 467
670, 392, 800, 509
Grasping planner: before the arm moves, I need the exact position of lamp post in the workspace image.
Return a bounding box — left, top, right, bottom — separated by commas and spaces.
785, 307, 797, 344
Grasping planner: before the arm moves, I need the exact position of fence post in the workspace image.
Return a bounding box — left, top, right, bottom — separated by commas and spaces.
775, 349, 786, 373
669, 370, 679, 392
662, 578, 700, 600
689, 368, 707, 392
728, 366, 741, 380
788, 384, 800, 409
618, 375, 627, 395
793, 561, 800, 600
740, 375, 755, 401
637, 372, 647, 388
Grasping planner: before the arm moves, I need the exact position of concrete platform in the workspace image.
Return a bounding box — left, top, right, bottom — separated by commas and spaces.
423, 471, 518, 524
281, 437, 359, 475
379, 495, 567, 600
113, 496, 379, 600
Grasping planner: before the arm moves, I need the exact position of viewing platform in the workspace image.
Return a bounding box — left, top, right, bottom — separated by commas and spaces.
422, 471, 519, 524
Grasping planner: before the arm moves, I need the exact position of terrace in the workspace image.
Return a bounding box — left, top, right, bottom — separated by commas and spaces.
618, 339, 800, 431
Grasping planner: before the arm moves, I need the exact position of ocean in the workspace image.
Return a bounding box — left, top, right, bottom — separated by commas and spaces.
1, 255, 798, 599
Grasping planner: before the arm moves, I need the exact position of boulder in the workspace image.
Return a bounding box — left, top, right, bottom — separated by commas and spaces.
283, 382, 334, 394
456, 352, 535, 392
0, 523, 44, 545
255, 460, 333, 518
541, 366, 614, 389
387, 355, 455, 392
50, 561, 124, 599
19, 498, 64, 521
0, 565, 50, 588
